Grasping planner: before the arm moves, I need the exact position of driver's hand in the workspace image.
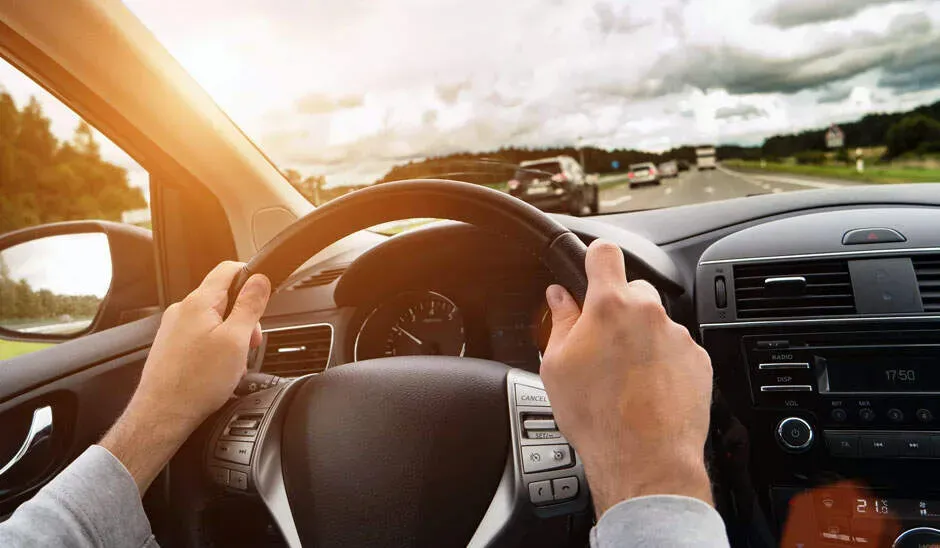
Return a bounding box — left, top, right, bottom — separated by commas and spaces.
540, 240, 714, 516
136, 261, 271, 427
101, 262, 270, 493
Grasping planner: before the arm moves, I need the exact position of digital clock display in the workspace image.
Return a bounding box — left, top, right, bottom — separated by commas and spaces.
824, 355, 940, 393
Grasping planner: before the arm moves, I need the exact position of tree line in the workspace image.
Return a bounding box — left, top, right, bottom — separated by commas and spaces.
0, 257, 101, 324
0, 91, 146, 234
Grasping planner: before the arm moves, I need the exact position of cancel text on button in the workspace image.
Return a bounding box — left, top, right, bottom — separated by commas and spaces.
516, 384, 551, 407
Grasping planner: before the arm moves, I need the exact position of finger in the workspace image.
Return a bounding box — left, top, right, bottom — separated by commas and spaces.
585, 240, 627, 297
224, 274, 272, 337
249, 322, 263, 349
197, 261, 246, 295
627, 279, 662, 305
544, 284, 580, 353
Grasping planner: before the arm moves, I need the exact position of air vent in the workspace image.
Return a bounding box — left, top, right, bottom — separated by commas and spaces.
913, 255, 940, 312
261, 324, 333, 376
733, 259, 856, 319
290, 267, 346, 290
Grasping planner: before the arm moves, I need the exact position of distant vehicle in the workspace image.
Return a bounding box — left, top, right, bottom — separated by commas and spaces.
695, 146, 717, 170
658, 160, 679, 178
676, 159, 691, 172
508, 156, 599, 216
627, 162, 661, 188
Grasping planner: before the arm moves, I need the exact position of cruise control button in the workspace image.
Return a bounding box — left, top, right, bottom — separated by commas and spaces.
215, 440, 253, 465
528, 480, 553, 505
521, 445, 573, 473
552, 477, 579, 501
515, 384, 551, 407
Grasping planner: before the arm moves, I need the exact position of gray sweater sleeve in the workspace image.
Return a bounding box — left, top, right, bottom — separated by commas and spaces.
590, 495, 730, 547
0, 445, 157, 547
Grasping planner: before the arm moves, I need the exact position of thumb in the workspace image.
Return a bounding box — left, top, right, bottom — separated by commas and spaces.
544, 284, 580, 354
224, 274, 271, 337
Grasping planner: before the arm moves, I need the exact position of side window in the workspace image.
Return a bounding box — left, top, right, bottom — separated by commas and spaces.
0, 58, 155, 359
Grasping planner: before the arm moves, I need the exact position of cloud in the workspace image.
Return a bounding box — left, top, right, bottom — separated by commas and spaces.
435, 81, 470, 104
817, 86, 854, 104
715, 103, 767, 120
294, 92, 364, 114
755, 0, 915, 29
592, 2, 650, 35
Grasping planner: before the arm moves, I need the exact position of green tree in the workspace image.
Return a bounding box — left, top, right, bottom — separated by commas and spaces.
885, 114, 940, 158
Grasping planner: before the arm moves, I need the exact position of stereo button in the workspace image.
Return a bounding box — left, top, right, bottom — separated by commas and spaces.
776, 417, 813, 452
887, 408, 904, 423
830, 408, 848, 423
860, 435, 898, 458
899, 434, 931, 458
826, 432, 858, 457
917, 409, 933, 424
858, 408, 876, 422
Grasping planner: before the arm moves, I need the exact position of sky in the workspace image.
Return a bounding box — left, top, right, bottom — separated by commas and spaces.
6, 0, 940, 188
2, 234, 112, 297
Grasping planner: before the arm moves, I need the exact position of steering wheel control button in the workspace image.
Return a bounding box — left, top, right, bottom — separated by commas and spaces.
521, 445, 573, 473
887, 408, 905, 423
842, 228, 906, 245
860, 435, 898, 458
551, 477, 579, 501
528, 480, 554, 505
775, 417, 814, 453
523, 418, 557, 430
515, 384, 551, 407
209, 466, 230, 486
825, 432, 858, 458
859, 408, 876, 422
215, 440, 253, 465
242, 387, 280, 409
229, 470, 249, 491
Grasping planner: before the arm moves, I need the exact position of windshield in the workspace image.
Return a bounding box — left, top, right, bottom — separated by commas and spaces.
126, 0, 940, 216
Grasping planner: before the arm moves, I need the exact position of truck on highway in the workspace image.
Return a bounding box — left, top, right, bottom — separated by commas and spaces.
695, 146, 717, 170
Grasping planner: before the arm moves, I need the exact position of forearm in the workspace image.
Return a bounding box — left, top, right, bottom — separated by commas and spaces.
100, 393, 200, 494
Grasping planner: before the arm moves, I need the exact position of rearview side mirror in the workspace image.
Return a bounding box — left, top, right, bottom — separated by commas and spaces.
0, 221, 159, 343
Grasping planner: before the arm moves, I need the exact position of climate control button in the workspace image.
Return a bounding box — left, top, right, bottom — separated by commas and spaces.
776, 417, 814, 453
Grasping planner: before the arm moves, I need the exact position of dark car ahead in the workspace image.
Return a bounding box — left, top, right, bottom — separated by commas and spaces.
508, 156, 598, 216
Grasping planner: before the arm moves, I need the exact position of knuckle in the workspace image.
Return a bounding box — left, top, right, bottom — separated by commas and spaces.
632, 297, 666, 320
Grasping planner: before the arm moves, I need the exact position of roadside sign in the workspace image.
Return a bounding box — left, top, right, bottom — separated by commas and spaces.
612, 160, 620, 170
826, 124, 844, 149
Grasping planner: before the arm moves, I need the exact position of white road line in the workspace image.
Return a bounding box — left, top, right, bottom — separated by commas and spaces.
601, 194, 634, 207
718, 165, 847, 189
704, 186, 715, 194
664, 187, 673, 195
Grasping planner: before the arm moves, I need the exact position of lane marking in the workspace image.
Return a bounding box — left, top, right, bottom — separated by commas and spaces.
664, 187, 674, 195
718, 165, 847, 189
704, 186, 715, 194
601, 194, 634, 207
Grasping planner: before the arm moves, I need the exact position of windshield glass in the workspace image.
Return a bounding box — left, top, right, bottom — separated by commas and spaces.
127, 0, 940, 216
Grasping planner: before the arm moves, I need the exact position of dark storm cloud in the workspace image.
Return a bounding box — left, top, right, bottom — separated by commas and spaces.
294, 92, 364, 114
877, 18, 940, 93
623, 12, 936, 99
755, 0, 916, 29
715, 103, 767, 120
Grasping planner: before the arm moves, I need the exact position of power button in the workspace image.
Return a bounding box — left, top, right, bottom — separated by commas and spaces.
776, 417, 814, 453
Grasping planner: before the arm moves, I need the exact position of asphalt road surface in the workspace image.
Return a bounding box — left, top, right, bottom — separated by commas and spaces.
597, 166, 860, 214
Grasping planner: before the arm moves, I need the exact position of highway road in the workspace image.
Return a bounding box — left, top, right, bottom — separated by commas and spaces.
596, 166, 860, 214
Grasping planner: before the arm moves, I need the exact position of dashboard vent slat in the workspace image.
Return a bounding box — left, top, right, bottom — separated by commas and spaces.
290, 267, 347, 290
733, 259, 856, 319
261, 324, 333, 377
914, 256, 940, 312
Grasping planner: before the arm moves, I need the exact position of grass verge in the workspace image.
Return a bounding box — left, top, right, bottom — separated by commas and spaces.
724, 160, 940, 184
0, 340, 53, 360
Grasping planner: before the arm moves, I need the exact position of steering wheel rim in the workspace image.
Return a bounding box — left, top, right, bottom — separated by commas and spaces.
224, 179, 589, 314
208, 180, 593, 547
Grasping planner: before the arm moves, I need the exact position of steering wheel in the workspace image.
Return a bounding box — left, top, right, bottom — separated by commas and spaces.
206, 180, 592, 547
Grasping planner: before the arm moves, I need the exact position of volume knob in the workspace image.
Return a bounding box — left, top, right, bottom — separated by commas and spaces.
775, 417, 814, 453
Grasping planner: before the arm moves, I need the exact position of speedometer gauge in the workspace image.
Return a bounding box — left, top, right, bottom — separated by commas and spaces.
354, 291, 466, 361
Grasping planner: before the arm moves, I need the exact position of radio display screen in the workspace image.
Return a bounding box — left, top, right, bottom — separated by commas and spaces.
825, 355, 940, 393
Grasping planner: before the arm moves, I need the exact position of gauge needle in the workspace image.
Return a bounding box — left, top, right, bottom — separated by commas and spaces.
395, 326, 424, 346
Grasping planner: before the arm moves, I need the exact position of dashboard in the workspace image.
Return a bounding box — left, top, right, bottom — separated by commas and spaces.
250, 182, 940, 548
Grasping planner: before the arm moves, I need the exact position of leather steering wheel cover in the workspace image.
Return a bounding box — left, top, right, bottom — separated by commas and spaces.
226, 179, 588, 312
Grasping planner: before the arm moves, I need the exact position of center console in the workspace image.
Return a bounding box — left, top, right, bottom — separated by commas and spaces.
695, 208, 940, 548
